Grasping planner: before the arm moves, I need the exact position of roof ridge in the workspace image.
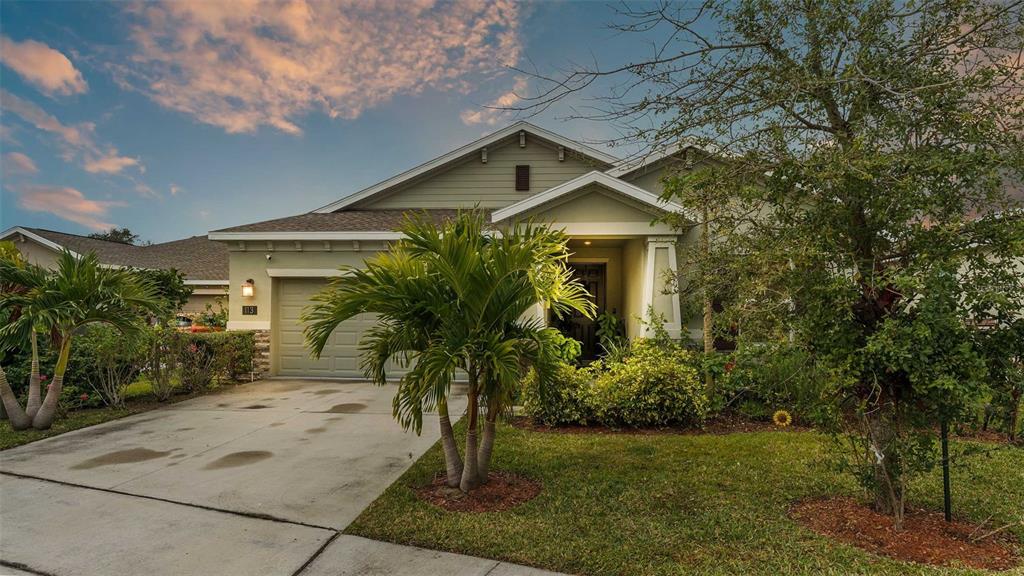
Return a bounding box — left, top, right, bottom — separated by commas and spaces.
27, 227, 145, 248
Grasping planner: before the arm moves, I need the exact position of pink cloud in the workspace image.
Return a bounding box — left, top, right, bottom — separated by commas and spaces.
461, 76, 528, 126
119, 0, 521, 134
0, 36, 88, 96
17, 184, 125, 231
0, 89, 140, 174
3, 151, 38, 174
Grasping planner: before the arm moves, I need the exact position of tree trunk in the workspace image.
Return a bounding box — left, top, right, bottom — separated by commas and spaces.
478, 403, 498, 482
25, 331, 42, 420
1008, 389, 1021, 444
459, 371, 480, 493
32, 336, 71, 430
437, 396, 463, 488
866, 404, 904, 528
0, 365, 31, 431
700, 205, 715, 395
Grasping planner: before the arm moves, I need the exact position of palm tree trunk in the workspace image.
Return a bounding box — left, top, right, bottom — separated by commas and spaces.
437, 396, 463, 488
478, 412, 497, 483
459, 371, 480, 493
25, 331, 42, 420
0, 365, 31, 431
32, 335, 71, 430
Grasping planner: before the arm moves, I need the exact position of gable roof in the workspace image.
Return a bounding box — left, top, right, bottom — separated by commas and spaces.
314, 121, 620, 213
490, 170, 687, 222
208, 209, 474, 240
1, 226, 229, 282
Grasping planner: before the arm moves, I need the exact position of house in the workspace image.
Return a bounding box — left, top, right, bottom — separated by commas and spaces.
0, 227, 229, 316
209, 121, 704, 378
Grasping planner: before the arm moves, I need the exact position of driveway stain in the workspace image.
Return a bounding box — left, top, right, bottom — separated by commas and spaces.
269, 422, 286, 427
203, 451, 273, 470
175, 427, 195, 432
243, 404, 270, 409
305, 427, 327, 434
309, 389, 340, 396
325, 403, 367, 413
71, 448, 174, 469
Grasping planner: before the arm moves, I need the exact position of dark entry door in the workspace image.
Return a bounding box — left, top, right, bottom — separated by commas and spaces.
562, 263, 606, 360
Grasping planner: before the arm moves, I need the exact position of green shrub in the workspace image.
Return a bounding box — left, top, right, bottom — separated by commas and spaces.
523, 338, 709, 428
588, 340, 708, 428
72, 325, 147, 408
177, 331, 255, 389
719, 343, 829, 424
522, 363, 595, 425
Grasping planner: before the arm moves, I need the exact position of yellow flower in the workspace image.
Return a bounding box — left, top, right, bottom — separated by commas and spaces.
772, 409, 793, 427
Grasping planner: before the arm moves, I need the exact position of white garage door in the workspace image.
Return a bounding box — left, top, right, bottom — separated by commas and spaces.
275, 278, 404, 378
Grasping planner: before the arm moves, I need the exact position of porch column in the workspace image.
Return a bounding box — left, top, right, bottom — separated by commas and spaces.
641, 236, 682, 339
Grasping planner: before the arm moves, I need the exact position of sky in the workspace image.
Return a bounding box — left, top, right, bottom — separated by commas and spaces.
0, 0, 669, 243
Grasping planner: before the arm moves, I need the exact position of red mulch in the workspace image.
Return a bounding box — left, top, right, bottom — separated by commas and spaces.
416, 471, 542, 512
954, 428, 1021, 445
791, 497, 1021, 571
510, 414, 806, 435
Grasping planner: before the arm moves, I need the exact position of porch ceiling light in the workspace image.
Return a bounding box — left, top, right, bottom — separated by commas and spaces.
241, 279, 255, 298
583, 240, 592, 246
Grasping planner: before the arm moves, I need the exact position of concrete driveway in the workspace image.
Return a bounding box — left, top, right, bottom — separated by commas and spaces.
0, 380, 556, 576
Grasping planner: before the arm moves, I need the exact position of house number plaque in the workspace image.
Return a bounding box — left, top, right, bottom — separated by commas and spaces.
242, 305, 258, 316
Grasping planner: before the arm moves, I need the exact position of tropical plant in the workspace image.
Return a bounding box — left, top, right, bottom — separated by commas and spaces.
0, 249, 50, 429
304, 210, 594, 492
76, 324, 146, 409
0, 251, 161, 429
145, 324, 180, 402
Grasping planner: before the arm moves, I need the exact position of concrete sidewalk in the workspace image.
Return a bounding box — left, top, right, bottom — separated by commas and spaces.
0, 380, 568, 576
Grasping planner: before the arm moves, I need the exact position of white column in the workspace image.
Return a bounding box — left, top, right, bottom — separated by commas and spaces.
641, 236, 682, 339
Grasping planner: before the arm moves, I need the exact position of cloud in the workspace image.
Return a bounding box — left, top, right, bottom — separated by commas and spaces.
169, 183, 183, 196
84, 152, 140, 174
118, 0, 521, 134
0, 89, 140, 174
461, 76, 528, 126
2, 151, 38, 174
17, 184, 124, 231
0, 36, 88, 96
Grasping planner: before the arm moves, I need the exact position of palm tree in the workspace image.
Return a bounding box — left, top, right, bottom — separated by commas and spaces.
0, 251, 161, 430
304, 210, 594, 491
0, 250, 49, 430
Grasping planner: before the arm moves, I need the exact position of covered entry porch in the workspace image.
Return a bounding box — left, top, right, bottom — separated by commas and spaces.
490, 170, 691, 355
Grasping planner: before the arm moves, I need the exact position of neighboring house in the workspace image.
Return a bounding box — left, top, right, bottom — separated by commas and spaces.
0, 227, 229, 316
209, 121, 707, 379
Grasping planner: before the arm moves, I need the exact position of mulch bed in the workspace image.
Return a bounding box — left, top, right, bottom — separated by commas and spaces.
510, 414, 806, 436
416, 471, 542, 512
791, 496, 1021, 571
953, 428, 1022, 445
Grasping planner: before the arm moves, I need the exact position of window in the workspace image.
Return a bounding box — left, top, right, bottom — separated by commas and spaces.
515, 165, 530, 191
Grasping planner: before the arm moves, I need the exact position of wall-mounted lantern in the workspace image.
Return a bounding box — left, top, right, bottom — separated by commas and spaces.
241, 279, 255, 298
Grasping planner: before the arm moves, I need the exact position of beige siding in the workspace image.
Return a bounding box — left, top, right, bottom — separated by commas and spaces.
362, 140, 600, 209
527, 186, 660, 224
181, 293, 226, 316
12, 239, 61, 269
622, 238, 646, 338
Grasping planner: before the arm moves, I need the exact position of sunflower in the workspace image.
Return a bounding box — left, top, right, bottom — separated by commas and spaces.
772, 409, 793, 427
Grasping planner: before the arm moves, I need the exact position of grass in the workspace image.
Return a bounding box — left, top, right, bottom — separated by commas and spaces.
346, 423, 1024, 576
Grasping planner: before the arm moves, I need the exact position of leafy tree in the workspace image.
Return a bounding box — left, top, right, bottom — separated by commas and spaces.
88, 227, 144, 245
521, 0, 1024, 526
0, 251, 162, 429
303, 211, 594, 491
132, 268, 193, 317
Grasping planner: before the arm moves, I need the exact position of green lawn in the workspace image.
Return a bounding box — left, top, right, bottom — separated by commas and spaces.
347, 424, 1024, 576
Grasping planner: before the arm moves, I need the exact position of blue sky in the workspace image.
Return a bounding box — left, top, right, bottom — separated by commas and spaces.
0, 1, 669, 242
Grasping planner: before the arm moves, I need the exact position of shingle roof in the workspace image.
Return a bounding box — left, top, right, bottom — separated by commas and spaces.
211, 209, 474, 233
23, 228, 228, 281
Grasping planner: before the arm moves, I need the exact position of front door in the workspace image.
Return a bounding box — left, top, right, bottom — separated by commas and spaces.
560, 263, 606, 360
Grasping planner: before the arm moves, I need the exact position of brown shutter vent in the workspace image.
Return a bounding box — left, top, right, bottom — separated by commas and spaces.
515, 165, 530, 191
